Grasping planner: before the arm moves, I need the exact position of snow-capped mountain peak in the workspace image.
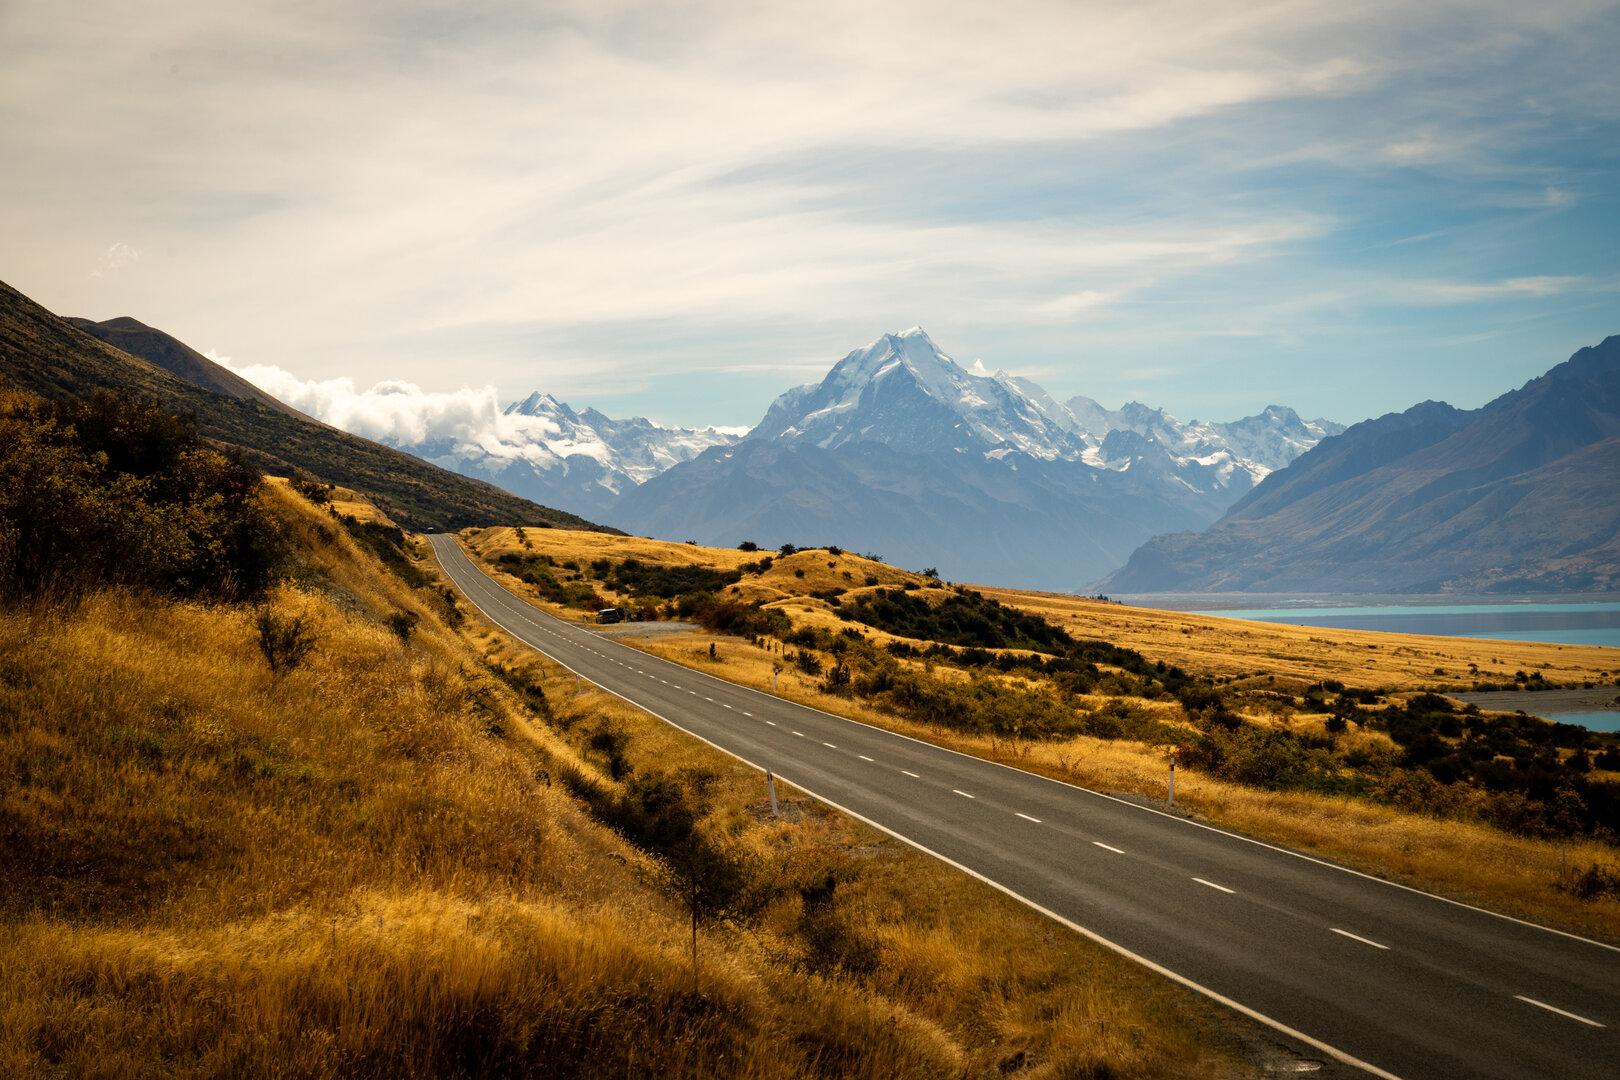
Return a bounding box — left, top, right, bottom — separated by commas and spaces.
748, 329, 1342, 498
752, 328, 1088, 460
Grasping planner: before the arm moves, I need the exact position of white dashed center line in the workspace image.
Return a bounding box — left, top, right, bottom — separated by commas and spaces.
952, 789, 975, 799
742, 711, 753, 717
1331, 928, 1389, 950
1015, 812, 1041, 823
765, 721, 776, 726
1514, 996, 1605, 1027
793, 731, 805, 737
1093, 842, 1124, 854
901, 770, 920, 778
1194, 878, 1235, 894
858, 755, 874, 762
823, 742, 837, 749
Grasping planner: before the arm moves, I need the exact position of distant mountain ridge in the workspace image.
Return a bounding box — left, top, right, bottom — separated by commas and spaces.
610, 329, 1342, 589
1098, 335, 1620, 595
371, 391, 740, 521
0, 280, 602, 533
65, 315, 316, 423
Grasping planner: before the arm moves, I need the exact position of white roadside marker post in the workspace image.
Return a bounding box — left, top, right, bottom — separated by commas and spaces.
767, 768, 779, 817
1168, 753, 1175, 808
575, 673, 581, 694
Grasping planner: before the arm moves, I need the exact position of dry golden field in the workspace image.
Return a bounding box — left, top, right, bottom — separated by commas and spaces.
452, 526, 1620, 942
0, 487, 1266, 1079
975, 585, 1619, 689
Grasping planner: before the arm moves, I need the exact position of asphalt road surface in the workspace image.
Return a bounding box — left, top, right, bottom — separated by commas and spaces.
429, 534, 1619, 1080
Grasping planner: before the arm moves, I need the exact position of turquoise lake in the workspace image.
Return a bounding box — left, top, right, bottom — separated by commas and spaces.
1184, 602, 1620, 650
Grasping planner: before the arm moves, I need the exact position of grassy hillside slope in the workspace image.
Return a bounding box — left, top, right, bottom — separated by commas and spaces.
0, 477, 1260, 1077
0, 279, 600, 533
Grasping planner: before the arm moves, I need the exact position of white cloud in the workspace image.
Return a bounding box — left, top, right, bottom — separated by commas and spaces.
208, 353, 564, 464
90, 242, 139, 278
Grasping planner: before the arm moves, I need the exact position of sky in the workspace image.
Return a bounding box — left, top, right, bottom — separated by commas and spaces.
4, 0, 1619, 435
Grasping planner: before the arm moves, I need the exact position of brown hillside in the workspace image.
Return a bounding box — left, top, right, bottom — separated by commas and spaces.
0, 278, 603, 533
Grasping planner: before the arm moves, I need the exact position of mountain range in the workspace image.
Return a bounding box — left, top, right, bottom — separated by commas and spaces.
407, 393, 740, 521
1097, 335, 1620, 595
610, 329, 1341, 589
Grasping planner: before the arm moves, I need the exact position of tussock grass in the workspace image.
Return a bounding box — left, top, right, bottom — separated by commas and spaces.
0, 490, 1254, 1078
976, 586, 1619, 688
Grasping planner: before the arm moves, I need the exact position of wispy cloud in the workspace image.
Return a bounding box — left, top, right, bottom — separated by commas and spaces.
1421, 276, 1586, 302
1, 0, 1616, 425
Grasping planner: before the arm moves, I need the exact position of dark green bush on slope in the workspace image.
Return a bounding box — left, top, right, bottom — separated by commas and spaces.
0, 388, 284, 599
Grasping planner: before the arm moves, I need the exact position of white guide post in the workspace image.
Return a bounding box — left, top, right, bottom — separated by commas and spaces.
766, 768, 779, 817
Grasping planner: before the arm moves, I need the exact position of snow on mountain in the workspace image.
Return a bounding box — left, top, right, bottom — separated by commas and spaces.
1060, 395, 1346, 488
749, 328, 1342, 498
752, 328, 1089, 460
503, 393, 742, 489
433, 392, 742, 517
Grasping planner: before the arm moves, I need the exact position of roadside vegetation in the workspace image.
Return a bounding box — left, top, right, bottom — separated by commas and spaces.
464, 527, 1620, 936
0, 389, 1258, 1079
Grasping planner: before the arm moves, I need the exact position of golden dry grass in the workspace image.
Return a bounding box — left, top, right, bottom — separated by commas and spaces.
976, 586, 1619, 689
467, 527, 923, 623
0, 489, 1261, 1079
265, 475, 396, 526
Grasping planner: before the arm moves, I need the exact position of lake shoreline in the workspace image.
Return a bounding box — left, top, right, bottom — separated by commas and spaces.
1120, 592, 1620, 612
1453, 687, 1620, 715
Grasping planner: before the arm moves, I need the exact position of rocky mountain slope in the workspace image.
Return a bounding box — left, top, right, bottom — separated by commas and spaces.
612, 329, 1339, 589
1097, 336, 1620, 594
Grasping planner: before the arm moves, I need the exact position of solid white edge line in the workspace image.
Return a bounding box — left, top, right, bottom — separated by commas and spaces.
1194, 878, 1235, 894
1093, 841, 1124, 854
1331, 928, 1390, 951
422, 535, 1586, 958
434, 559, 1409, 1080
1513, 995, 1605, 1027
1016, 812, 1041, 823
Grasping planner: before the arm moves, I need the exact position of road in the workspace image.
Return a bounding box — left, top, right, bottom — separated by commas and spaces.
429, 534, 1619, 1080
